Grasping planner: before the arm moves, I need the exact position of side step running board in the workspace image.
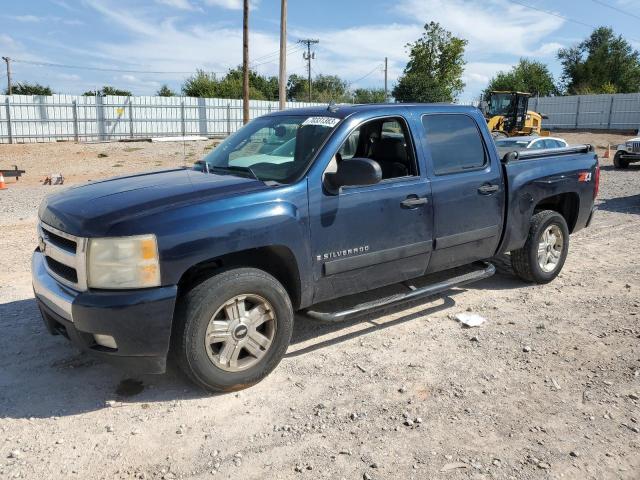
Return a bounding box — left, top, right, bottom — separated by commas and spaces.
304, 262, 495, 322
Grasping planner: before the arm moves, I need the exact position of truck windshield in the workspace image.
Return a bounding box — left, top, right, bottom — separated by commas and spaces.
198, 115, 340, 184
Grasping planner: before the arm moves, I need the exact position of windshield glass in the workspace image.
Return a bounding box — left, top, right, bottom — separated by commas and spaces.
199, 115, 339, 183
488, 93, 514, 117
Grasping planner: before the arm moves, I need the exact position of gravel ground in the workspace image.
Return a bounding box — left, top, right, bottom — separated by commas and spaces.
0, 134, 639, 480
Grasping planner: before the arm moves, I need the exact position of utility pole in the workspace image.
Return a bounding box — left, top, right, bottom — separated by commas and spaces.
278, 0, 287, 110
298, 39, 318, 102
242, 0, 250, 124
384, 57, 388, 103
2, 57, 11, 95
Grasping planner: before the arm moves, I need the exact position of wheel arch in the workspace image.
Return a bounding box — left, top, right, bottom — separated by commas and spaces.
176, 245, 302, 310
533, 192, 580, 233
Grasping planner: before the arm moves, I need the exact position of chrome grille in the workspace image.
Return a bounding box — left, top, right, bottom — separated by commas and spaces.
632, 142, 640, 153
38, 222, 88, 291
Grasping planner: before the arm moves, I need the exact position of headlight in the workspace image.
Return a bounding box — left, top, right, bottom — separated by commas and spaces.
87, 234, 160, 289
625, 142, 633, 149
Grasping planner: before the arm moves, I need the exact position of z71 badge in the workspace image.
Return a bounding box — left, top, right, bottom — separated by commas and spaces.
316, 245, 369, 261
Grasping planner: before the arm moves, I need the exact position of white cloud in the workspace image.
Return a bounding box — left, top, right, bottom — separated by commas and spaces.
462, 62, 513, 85
156, 0, 197, 10
84, 0, 158, 36
203, 0, 258, 10
6, 15, 42, 22
533, 42, 564, 57
395, 0, 564, 57
57, 73, 82, 81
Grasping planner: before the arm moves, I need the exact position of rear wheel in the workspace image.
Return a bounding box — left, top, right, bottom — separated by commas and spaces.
511, 210, 569, 284
174, 267, 293, 392
613, 152, 629, 169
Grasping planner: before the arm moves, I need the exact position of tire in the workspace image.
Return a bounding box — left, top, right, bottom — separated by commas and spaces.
511, 210, 570, 284
173, 267, 293, 392
613, 152, 629, 169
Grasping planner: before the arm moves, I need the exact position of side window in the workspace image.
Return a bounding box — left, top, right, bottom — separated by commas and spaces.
336, 117, 418, 180
337, 129, 360, 160
530, 140, 545, 149
542, 139, 557, 149
422, 114, 486, 175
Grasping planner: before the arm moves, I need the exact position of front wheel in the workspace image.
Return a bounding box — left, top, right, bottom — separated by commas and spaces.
174, 267, 293, 392
511, 210, 569, 284
613, 152, 629, 169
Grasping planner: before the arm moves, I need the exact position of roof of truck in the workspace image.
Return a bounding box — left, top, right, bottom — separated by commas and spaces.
266, 103, 479, 119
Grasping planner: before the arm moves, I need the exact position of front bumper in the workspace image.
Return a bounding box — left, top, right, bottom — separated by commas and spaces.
617, 151, 640, 162
32, 250, 177, 373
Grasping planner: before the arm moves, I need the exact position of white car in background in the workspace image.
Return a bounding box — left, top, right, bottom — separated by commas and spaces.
613, 137, 640, 169
494, 136, 568, 158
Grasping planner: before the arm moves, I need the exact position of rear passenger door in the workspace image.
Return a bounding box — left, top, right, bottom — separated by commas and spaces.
420, 113, 505, 273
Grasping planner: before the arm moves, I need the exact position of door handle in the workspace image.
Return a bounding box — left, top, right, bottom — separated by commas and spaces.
401, 196, 428, 208
478, 184, 500, 195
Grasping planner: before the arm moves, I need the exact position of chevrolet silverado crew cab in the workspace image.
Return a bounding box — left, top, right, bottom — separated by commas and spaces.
33, 104, 599, 392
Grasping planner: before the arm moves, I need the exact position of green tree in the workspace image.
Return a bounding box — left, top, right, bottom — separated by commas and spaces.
181, 70, 219, 97
83, 86, 132, 96
6, 82, 53, 95
287, 74, 349, 102
182, 68, 277, 99
557, 26, 640, 94
286, 74, 308, 101
485, 59, 558, 97
157, 84, 176, 96
393, 22, 467, 103
352, 88, 387, 103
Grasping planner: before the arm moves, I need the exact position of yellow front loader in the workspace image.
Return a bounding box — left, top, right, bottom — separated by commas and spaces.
483, 91, 549, 138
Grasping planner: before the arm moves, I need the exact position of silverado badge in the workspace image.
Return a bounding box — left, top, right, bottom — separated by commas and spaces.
316, 245, 369, 261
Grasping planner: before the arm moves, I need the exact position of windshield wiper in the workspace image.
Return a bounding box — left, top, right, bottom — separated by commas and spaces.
208, 165, 259, 181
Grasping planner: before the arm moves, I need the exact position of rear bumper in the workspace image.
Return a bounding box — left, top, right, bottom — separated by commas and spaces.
32, 250, 177, 374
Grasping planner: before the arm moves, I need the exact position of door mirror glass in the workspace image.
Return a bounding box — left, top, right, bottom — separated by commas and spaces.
324, 157, 382, 193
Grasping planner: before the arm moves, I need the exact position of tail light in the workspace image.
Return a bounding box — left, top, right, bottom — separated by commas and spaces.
593, 161, 600, 199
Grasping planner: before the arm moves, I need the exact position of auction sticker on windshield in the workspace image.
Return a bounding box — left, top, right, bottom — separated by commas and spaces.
302, 117, 341, 127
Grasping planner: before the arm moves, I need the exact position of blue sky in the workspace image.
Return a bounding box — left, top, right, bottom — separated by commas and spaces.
1, 0, 639, 100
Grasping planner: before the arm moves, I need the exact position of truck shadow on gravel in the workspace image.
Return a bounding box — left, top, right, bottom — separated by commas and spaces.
597, 193, 640, 215
0, 265, 523, 419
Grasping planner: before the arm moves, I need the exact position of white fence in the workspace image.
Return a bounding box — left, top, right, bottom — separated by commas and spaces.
529, 93, 640, 131
0, 95, 323, 144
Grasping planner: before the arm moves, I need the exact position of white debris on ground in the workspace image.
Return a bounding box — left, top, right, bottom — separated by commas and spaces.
454, 312, 487, 327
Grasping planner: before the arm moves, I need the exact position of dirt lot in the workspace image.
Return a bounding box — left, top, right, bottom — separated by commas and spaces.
0, 133, 639, 480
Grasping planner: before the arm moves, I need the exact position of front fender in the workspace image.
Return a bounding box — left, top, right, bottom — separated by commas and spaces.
137, 183, 310, 288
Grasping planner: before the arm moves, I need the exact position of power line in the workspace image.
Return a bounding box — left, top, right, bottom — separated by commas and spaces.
350, 64, 383, 85
507, 0, 640, 43
590, 0, 640, 22
250, 44, 301, 66
507, 0, 596, 29
251, 46, 303, 69
10, 58, 224, 75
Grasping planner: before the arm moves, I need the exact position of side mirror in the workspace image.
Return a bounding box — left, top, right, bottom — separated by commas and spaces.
324, 157, 382, 194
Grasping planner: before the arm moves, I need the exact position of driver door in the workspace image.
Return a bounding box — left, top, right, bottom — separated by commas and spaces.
308, 115, 433, 303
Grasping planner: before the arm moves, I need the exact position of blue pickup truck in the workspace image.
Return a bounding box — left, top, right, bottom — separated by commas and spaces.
33, 104, 599, 392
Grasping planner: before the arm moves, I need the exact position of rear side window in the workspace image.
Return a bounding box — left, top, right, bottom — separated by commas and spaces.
422, 114, 486, 175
